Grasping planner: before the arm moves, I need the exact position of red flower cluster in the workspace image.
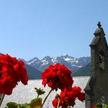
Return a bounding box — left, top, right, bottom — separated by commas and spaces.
0, 54, 28, 95
41, 63, 85, 107
41, 63, 73, 90
52, 86, 85, 108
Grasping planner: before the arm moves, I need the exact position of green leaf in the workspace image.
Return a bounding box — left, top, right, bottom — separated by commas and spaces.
6, 102, 18, 108
6, 102, 31, 108
35, 88, 45, 96
18, 103, 31, 108
96, 103, 102, 108
30, 98, 42, 108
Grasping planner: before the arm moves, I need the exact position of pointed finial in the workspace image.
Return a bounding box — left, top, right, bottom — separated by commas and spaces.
94, 21, 105, 36
97, 21, 101, 28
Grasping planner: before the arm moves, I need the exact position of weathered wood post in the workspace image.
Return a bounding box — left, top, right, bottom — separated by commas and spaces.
85, 22, 108, 108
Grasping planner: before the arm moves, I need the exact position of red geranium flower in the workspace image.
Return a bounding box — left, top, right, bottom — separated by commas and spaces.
41, 63, 73, 90
52, 98, 59, 108
52, 94, 60, 108
52, 86, 85, 108
0, 54, 28, 95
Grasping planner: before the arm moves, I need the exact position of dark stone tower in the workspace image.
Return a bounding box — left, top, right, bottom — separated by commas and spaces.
85, 22, 108, 108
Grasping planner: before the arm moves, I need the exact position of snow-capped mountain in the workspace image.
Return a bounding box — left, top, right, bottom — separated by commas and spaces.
27, 55, 90, 72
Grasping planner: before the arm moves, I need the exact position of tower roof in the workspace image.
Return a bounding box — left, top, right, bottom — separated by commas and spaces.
90, 22, 105, 47
94, 22, 105, 36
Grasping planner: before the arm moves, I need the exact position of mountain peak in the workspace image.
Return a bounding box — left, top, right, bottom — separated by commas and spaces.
42, 56, 52, 60
26, 55, 90, 72
27, 57, 40, 65
41, 56, 53, 66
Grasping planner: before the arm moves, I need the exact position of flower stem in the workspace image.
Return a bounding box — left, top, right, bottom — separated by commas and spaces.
57, 98, 60, 108
0, 94, 5, 107
42, 89, 53, 107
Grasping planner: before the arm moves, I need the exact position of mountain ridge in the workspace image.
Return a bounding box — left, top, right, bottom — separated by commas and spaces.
27, 55, 90, 72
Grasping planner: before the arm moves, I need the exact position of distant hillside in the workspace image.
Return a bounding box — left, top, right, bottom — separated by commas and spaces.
26, 63, 91, 79
73, 63, 91, 76
26, 64, 41, 79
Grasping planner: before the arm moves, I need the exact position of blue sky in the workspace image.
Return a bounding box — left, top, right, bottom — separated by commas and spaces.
0, 0, 108, 60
